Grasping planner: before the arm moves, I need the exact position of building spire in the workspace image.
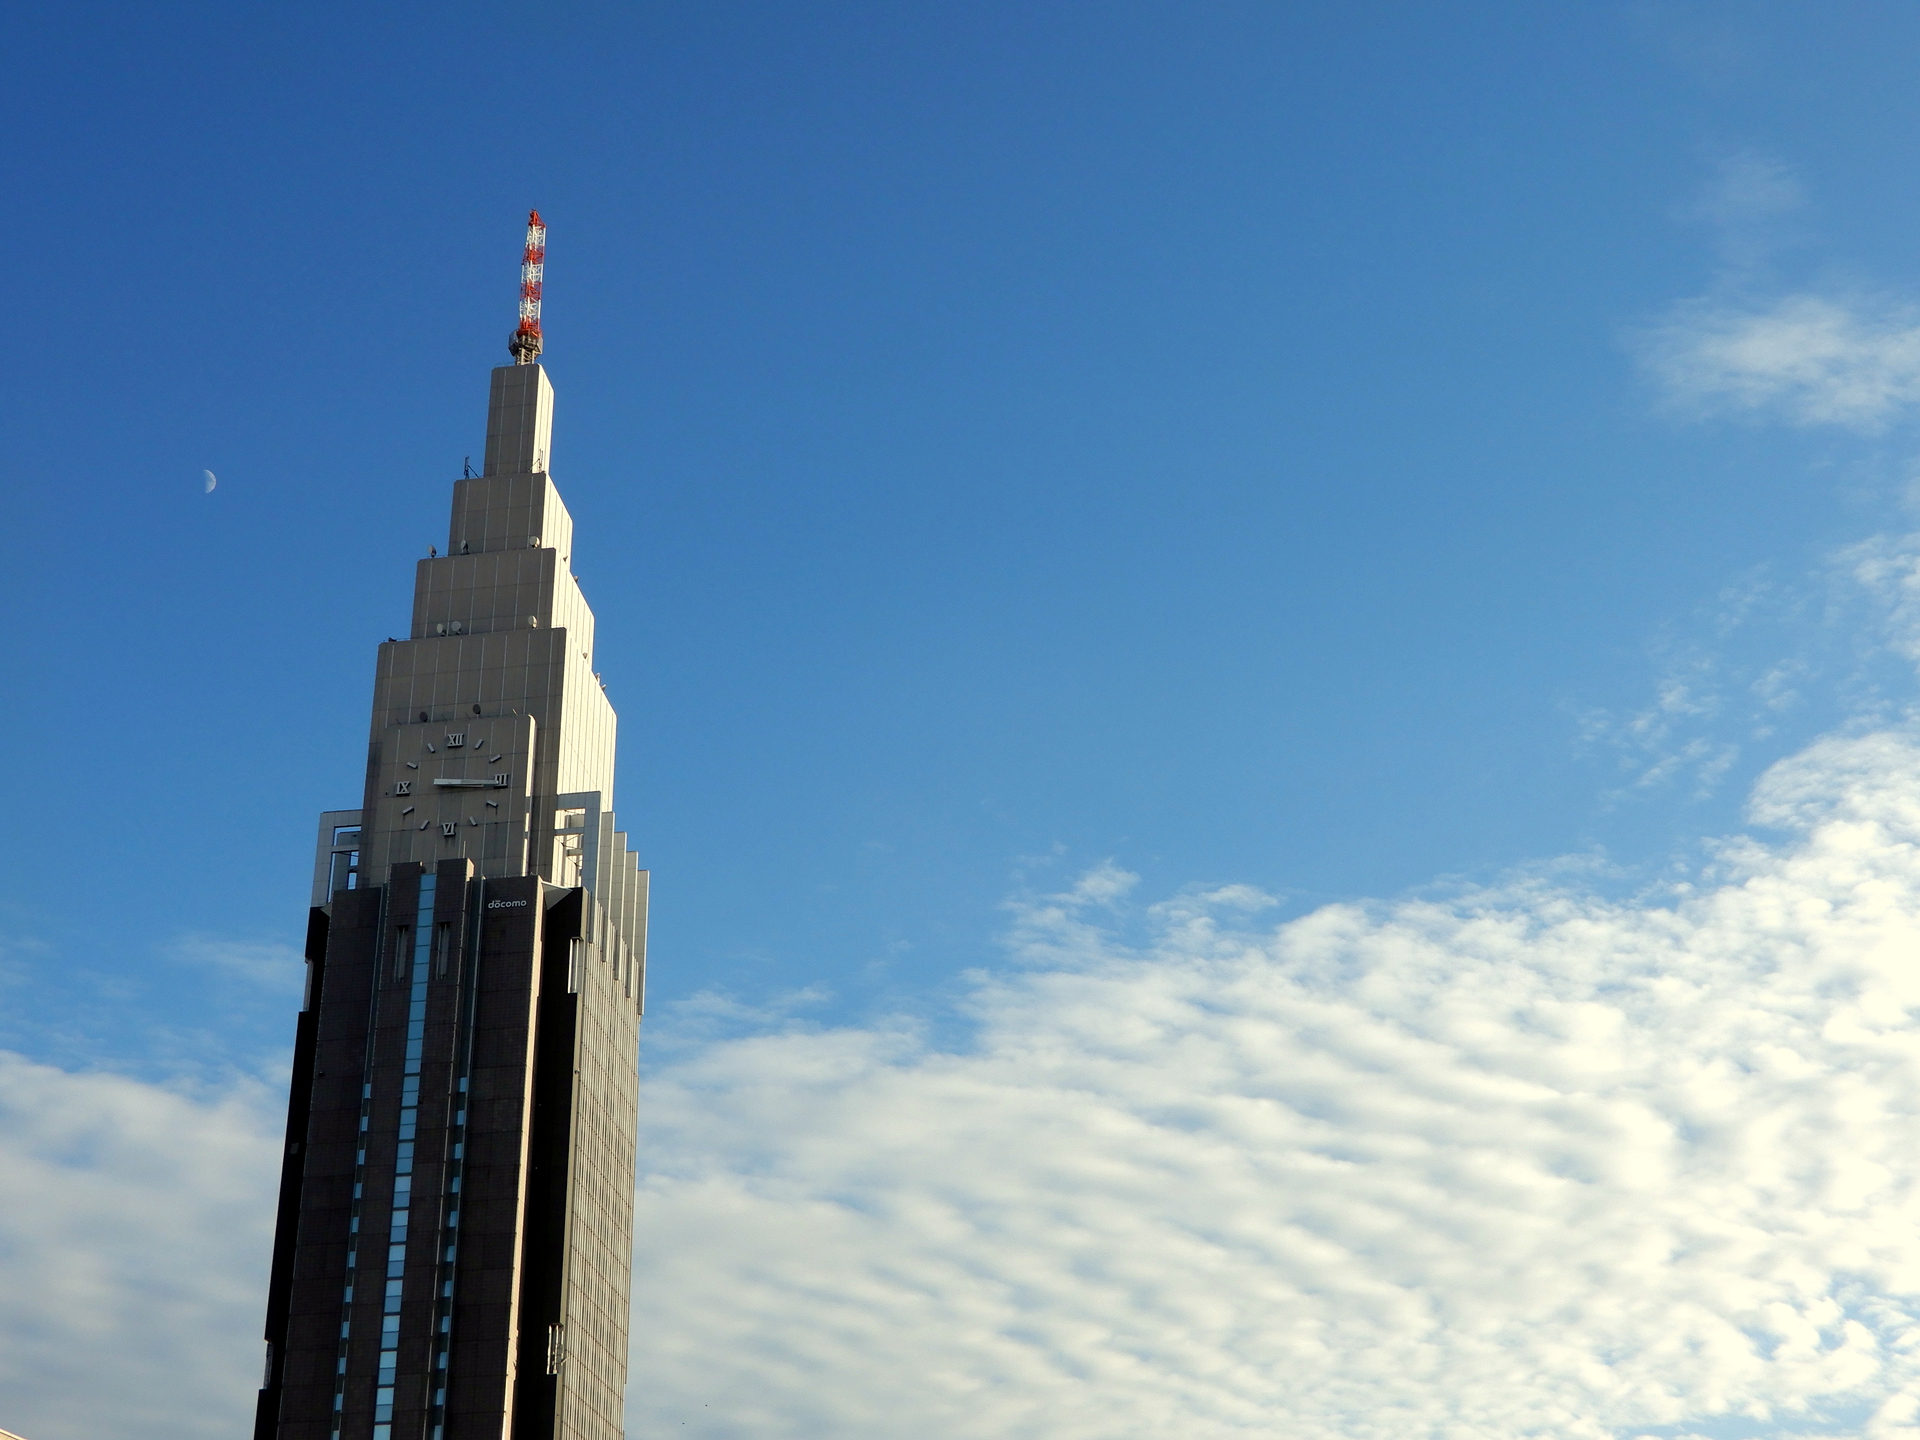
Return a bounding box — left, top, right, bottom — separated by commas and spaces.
509, 209, 546, 363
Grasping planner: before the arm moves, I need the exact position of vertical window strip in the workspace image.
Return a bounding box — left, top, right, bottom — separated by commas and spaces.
327, 872, 436, 1439
377, 873, 436, 1430
437, 1073, 469, 1371
327, 1072, 375, 1439
426, 877, 479, 1440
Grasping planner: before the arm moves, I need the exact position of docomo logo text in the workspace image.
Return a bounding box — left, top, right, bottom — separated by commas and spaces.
486, 899, 529, 910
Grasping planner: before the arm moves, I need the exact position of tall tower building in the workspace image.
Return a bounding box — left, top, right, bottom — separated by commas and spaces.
254, 214, 648, 1440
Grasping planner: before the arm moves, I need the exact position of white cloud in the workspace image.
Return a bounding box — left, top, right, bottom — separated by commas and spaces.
168, 934, 305, 992
1677, 151, 1809, 278
1846, 535, 1920, 665
1643, 293, 1920, 430
1684, 152, 1806, 230
1569, 538, 1920, 806
1577, 657, 1743, 800
0, 1054, 280, 1440
1634, 156, 1920, 432
625, 731, 1920, 1440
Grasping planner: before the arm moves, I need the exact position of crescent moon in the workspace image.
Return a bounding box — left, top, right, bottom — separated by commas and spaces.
203, 470, 217, 493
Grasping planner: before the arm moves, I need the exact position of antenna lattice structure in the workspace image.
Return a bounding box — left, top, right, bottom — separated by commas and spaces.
510, 209, 546, 363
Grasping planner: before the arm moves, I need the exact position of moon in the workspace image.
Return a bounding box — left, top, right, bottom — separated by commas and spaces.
203, 470, 217, 493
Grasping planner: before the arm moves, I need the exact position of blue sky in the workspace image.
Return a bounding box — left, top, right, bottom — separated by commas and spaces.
20, 4, 1920, 1438
5, 0, 1916, 1037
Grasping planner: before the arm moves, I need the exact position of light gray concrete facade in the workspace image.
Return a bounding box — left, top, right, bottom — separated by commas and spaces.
353, 365, 624, 898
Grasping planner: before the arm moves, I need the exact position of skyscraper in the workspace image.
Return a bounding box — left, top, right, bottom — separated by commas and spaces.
254, 214, 648, 1440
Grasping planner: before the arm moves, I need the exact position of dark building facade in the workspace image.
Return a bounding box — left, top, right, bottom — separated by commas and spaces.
253, 344, 647, 1440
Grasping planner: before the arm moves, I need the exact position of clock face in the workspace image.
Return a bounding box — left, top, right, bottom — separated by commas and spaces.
368, 712, 537, 877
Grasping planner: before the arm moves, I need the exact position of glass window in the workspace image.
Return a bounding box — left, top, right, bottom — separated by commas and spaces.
329, 849, 359, 895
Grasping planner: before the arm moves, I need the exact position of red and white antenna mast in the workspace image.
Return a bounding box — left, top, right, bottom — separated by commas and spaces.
509, 209, 546, 363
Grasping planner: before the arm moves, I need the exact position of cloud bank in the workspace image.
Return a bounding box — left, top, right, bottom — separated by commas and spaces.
627, 731, 1920, 1439
19, 730, 1920, 1438
0, 1055, 280, 1440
